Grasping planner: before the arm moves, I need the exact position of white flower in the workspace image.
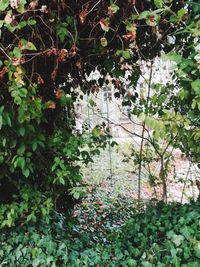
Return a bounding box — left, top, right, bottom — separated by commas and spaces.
10, 0, 20, 9
40, 5, 48, 13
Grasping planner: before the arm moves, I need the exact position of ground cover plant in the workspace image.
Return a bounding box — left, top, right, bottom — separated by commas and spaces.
0, 201, 199, 266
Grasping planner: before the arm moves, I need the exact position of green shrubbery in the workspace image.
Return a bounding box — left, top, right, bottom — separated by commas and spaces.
0, 202, 199, 266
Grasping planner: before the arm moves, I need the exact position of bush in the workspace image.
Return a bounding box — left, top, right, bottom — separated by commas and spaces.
0, 202, 199, 266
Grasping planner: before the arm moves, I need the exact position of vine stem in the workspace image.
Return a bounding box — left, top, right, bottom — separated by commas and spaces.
181, 160, 192, 203
138, 61, 153, 200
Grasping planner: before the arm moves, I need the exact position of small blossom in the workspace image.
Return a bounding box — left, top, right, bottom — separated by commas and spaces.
29, 0, 38, 10
10, 0, 20, 9
55, 89, 62, 99
75, 61, 81, 69
47, 102, 56, 109
40, 5, 48, 13
37, 75, 44, 84
4, 13, 14, 24
79, 10, 87, 24
12, 57, 25, 66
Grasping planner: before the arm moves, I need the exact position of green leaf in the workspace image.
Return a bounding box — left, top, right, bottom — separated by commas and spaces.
138, 11, 151, 20
56, 26, 69, 42
165, 52, 183, 64
177, 8, 187, 19
0, 20, 4, 28
127, 259, 137, 267
14, 96, 22, 105
110, 3, 120, 14
59, 177, 65, 185
191, 100, 197, 109
126, 22, 135, 32
154, 0, 163, 8
0, 0, 9, 11
32, 142, 37, 152
19, 88, 28, 97
25, 42, 37, 51
89, 98, 96, 107
172, 234, 184, 246
13, 47, 22, 58
32, 258, 41, 267
16, 2, 26, 14
194, 243, 200, 258
180, 226, 192, 239
192, 79, 200, 94
18, 21, 27, 29
23, 168, 30, 178
5, 114, 11, 127
123, 50, 131, 59
2, 138, 6, 147
92, 127, 101, 137
27, 19, 36, 26
73, 192, 80, 200
17, 144, 25, 155
16, 156, 25, 170
0, 115, 3, 130
19, 126, 25, 136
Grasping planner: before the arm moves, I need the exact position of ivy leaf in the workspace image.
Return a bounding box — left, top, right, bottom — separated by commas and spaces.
172, 234, 184, 247
56, 25, 69, 42
32, 259, 41, 267
191, 79, 200, 94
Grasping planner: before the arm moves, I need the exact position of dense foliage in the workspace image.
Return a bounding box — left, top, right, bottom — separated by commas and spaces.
0, 0, 199, 229
0, 201, 199, 266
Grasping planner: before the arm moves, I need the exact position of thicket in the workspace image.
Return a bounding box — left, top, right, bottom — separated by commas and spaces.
0, 0, 188, 226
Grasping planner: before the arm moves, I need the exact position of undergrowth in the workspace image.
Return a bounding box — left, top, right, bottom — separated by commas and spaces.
0, 201, 199, 267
